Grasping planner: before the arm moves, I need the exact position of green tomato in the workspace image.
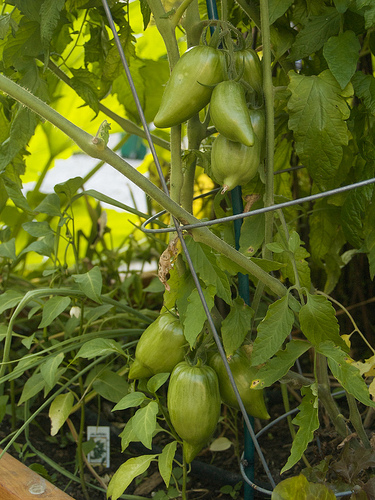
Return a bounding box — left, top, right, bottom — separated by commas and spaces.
210, 133, 260, 193
210, 80, 255, 147
249, 107, 266, 160
209, 348, 270, 420
128, 311, 186, 379
167, 361, 221, 463
154, 45, 226, 128
234, 49, 263, 95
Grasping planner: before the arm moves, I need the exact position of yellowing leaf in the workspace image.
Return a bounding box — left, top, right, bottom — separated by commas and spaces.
49, 392, 74, 436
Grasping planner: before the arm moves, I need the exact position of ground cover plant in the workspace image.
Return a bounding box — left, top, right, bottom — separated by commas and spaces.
0, 0, 375, 499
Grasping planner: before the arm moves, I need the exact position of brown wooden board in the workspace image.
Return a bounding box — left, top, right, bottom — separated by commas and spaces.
0, 449, 76, 500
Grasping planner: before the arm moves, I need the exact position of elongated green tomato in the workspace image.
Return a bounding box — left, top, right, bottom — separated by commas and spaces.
211, 133, 261, 193
210, 80, 255, 146
167, 361, 221, 463
249, 107, 266, 160
234, 49, 262, 95
153, 46, 226, 128
128, 311, 186, 379
209, 348, 270, 420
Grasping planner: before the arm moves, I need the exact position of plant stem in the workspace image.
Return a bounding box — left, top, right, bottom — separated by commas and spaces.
260, 0, 275, 261
0, 72, 287, 298
171, 0, 196, 27
170, 125, 183, 206
182, 455, 188, 500
346, 392, 371, 449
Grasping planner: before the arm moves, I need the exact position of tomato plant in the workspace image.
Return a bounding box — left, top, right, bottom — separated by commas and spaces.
0, 1, 375, 500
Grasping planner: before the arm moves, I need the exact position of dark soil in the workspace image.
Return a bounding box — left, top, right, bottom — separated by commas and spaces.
0, 387, 363, 500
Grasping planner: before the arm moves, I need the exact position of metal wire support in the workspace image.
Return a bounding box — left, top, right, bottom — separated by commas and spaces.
101, 0, 277, 490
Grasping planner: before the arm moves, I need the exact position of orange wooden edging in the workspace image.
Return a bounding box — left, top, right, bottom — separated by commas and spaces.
0, 449, 75, 500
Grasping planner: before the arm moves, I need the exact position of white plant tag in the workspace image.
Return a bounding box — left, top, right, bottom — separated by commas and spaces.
87, 426, 110, 467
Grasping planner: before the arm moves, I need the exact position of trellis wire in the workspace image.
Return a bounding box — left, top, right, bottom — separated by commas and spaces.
101, 1, 365, 497
101, 0, 277, 491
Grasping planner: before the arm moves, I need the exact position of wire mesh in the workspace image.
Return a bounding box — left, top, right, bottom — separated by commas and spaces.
101, 1, 367, 497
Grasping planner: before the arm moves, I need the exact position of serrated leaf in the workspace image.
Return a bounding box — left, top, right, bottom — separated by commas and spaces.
92, 370, 129, 403
272, 474, 336, 499
352, 72, 375, 115
299, 293, 348, 350
132, 401, 159, 449
288, 8, 340, 61
2, 174, 33, 214
185, 237, 232, 304
251, 340, 311, 389
40, 352, 65, 388
0, 238, 16, 260
70, 68, 100, 115
252, 295, 295, 366
107, 454, 157, 500
75, 338, 126, 360
113, 392, 146, 412
49, 392, 74, 436
40, 0, 65, 45
72, 266, 102, 303
287, 70, 353, 190
38, 296, 71, 328
158, 441, 177, 488
323, 31, 360, 89
317, 341, 375, 408
222, 297, 254, 356
309, 199, 342, 261
269, 0, 294, 24
280, 386, 319, 474
147, 373, 170, 394
181, 287, 215, 348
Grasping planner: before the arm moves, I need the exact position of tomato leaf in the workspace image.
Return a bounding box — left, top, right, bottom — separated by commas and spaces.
132, 401, 159, 450
158, 441, 177, 488
281, 385, 319, 474
269, 0, 294, 25
49, 392, 74, 437
272, 474, 336, 499
252, 295, 295, 366
323, 31, 360, 89
222, 297, 254, 356
352, 72, 375, 115
299, 292, 347, 350
317, 341, 375, 408
107, 454, 157, 500
181, 286, 215, 348
251, 340, 311, 389
287, 70, 353, 190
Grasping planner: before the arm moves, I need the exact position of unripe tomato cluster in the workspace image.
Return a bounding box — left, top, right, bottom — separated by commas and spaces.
153, 44, 265, 193
128, 311, 269, 463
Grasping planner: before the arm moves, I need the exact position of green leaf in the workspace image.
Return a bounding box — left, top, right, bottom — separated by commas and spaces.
252, 295, 295, 366
181, 287, 215, 348
75, 338, 126, 360
221, 297, 254, 356
299, 292, 347, 350
22, 221, 53, 237
0, 238, 16, 260
0, 395, 9, 424
352, 72, 375, 115
112, 392, 146, 412
84, 304, 113, 323
72, 266, 102, 304
21, 235, 55, 258
158, 441, 177, 488
364, 204, 375, 279
272, 474, 336, 499
40, 0, 65, 45
119, 418, 138, 451
2, 20, 43, 68
251, 340, 311, 390
18, 372, 45, 405
185, 237, 232, 304
38, 296, 71, 328
281, 385, 319, 474
102, 24, 136, 82
40, 352, 65, 389
239, 212, 265, 257
269, 0, 294, 24
287, 70, 353, 190
288, 8, 340, 61
132, 401, 159, 450
317, 341, 375, 407
70, 68, 100, 115
139, 0, 151, 29
54, 176, 83, 199
356, 0, 375, 29
49, 392, 74, 437
147, 373, 170, 394
2, 174, 33, 214
333, 0, 351, 12
34, 193, 61, 217
309, 200, 342, 261
323, 31, 360, 89
107, 454, 157, 500
92, 370, 129, 403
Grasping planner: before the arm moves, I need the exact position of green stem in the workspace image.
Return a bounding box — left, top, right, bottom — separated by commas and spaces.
77, 387, 90, 500
260, 0, 275, 261
0, 73, 287, 298
346, 392, 371, 449
182, 455, 188, 500
170, 125, 183, 205
171, 0, 196, 28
